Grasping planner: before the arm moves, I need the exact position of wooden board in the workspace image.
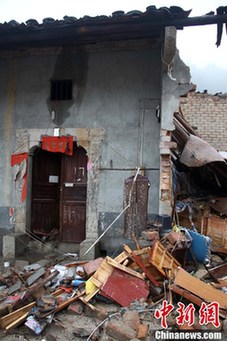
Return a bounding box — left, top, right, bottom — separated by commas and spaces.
89, 258, 114, 288
206, 215, 227, 249
174, 267, 227, 310
209, 263, 227, 280
106, 256, 144, 280
84, 258, 113, 302
124, 244, 159, 286
114, 247, 151, 265
149, 241, 180, 279
101, 268, 149, 307
0, 288, 63, 330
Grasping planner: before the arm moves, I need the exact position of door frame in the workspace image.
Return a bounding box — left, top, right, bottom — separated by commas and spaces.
13, 128, 104, 247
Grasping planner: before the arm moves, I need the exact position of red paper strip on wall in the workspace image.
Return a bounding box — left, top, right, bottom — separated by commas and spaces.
41, 136, 73, 155
11, 152, 28, 202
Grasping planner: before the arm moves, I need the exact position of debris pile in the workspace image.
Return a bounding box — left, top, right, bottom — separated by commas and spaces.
0, 231, 226, 340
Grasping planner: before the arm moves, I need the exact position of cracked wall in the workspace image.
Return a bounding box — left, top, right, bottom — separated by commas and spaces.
160, 27, 194, 215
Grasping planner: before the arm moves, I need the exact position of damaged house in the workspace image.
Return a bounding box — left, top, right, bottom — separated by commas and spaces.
0, 5, 226, 259
172, 105, 227, 254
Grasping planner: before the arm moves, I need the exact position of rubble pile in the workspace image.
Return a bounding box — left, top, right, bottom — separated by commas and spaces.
0, 228, 226, 340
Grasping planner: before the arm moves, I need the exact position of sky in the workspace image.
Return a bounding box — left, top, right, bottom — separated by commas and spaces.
0, 0, 227, 94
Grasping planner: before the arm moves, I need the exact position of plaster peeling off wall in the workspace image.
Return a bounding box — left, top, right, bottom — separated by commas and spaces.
161, 27, 194, 131
159, 27, 194, 215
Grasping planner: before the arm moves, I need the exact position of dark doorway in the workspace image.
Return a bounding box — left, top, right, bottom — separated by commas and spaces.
31, 144, 87, 243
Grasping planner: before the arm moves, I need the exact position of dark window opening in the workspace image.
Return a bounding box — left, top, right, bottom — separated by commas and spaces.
50, 79, 73, 101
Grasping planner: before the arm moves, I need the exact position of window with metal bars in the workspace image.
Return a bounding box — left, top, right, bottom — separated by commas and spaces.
50, 79, 73, 101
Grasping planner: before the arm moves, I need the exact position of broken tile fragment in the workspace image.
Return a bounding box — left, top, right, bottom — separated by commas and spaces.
26, 267, 45, 286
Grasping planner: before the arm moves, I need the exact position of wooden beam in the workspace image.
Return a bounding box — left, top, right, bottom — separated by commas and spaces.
124, 244, 159, 287
174, 267, 227, 309
106, 256, 145, 280
0, 288, 63, 330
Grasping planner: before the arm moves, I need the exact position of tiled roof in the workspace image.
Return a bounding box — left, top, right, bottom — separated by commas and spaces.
0, 6, 191, 49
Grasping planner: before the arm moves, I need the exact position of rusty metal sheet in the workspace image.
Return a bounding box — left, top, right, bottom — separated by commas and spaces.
179, 135, 225, 167
100, 268, 149, 307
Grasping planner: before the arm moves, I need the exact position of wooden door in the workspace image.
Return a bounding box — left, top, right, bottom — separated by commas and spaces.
31, 149, 61, 235
60, 145, 87, 242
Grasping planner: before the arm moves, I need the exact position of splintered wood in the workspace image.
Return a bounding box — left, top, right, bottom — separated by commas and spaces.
149, 241, 180, 279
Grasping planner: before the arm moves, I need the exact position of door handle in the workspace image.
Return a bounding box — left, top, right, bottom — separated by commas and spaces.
79, 167, 85, 177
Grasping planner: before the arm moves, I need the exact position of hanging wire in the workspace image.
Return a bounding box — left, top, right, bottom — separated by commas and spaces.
10, 227, 73, 258
82, 167, 141, 257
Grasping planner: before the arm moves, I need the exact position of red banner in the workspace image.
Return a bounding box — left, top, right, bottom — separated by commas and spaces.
11, 153, 28, 203
11, 152, 28, 166
41, 136, 73, 155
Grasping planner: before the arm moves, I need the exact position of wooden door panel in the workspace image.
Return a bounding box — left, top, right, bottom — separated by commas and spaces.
60, 145, 87, 243
62, 203, 86, 242
31, 149, 61, 235
31, 201, 59, 235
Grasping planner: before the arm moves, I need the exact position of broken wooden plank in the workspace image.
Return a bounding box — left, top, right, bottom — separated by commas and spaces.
132, 232, 141, 250
114, 251, 129, 264
0, 302, 35, 330
169, 284, 204, 307
210, 279, 227, 289
84, 258, 113, 302
208, 263, 227, 280
0, 288, 63, 330
55, 290, 85, 313
169, 284, 226, 319
124, 244, 159, 287
84, 287, 100, 303
149, 241, 180, 279
106, 256, 144, 280
5, 312, 29, 331
4, 290, 85, 332
89, 258, 114, 288
174, 267, 227, 310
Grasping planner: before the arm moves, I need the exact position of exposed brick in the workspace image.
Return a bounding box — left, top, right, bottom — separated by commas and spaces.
167, 231, 186, 245
106, 319, 137, 340
68, 301, 84, 315
180, 91, 227, 151
141, 230, 159, 241
123, 310, 141, 331
83, 257, 104, 277
136, 323, 149, 340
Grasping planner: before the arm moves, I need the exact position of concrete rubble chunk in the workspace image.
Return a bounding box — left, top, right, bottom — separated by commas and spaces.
122, 310, 141, 331
8, 280, 22, 295
141, 230, 159, 241
136, 323, 149, 340
106, 318, 137, 340
14, 260, 29, 271
26, 266, 45, 286
83, 257, 104, 277
24, 263, 41, 272
68, 301, 84, 315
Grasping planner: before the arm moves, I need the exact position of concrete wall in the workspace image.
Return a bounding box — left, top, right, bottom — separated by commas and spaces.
0, 41, 161, 248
